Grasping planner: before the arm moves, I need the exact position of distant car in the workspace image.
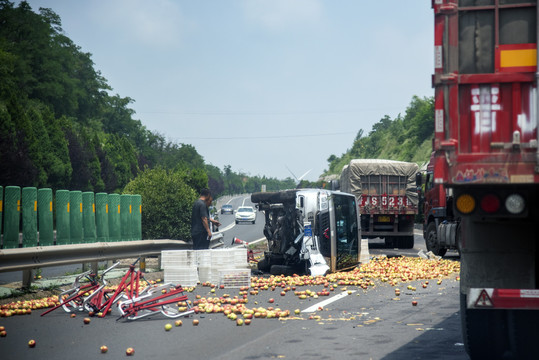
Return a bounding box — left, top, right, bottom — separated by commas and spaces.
221, 204, 233, 214
235, 206, 256, 224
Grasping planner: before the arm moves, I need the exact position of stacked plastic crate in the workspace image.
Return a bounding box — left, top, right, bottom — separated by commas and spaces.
161, 250, 199, 287
161, 248, 250, 288
214, 247, 250, 288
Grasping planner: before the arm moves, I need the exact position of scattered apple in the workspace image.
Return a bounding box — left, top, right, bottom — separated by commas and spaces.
28, 339, 36, 348
0, 330, 6, 337
70, 313, 76, 318
175, 320, 182, 327
268, 298, 274, 303
165, 323, 172, 331
192, 319, 199, 326
244, 319, 251, 325
126, 347, 135, 356
236, 319, 244, 326
412, 301, 418, 306
294, 309, 300, 315
100, 345, 108, 353
83, 317, 91, 324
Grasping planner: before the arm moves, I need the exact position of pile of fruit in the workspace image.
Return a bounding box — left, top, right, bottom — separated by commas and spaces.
0, 256, 459, 320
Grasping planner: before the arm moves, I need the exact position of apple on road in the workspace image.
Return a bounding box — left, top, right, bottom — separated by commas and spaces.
28, 339, 36, 348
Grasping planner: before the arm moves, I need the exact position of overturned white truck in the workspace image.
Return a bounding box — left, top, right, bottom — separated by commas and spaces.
339, 159, 419, 249
251, 189, 361, 276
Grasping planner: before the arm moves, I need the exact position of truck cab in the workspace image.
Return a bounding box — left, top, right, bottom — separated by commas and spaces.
251, 189, 361, 276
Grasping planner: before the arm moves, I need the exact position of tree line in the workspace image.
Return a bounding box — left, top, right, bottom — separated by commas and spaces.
0, 1, 294, 199
323, 95, 434, 177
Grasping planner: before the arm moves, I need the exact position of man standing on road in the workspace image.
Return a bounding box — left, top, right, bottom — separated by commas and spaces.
191, 189, 221, 250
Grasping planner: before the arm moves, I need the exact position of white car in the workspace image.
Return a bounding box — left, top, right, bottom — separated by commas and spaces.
235, 206, 256, 224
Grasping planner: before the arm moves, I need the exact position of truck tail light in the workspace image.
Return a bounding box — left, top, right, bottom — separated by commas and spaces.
480, 194, 500, 213
505, 194, 525, 215
456, 194, 475, 214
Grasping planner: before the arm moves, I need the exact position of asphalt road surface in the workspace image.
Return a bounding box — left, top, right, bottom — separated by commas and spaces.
0, 195, 467, 359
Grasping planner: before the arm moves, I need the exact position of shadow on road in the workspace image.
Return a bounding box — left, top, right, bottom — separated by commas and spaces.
381, 312, 468, 360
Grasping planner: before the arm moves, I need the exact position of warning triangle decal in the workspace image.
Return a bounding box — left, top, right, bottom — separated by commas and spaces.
474, 289, 493, 307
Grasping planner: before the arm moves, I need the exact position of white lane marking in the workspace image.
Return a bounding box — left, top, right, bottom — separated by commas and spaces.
301, 290, 357, 313
247, 237, 266, 246
219, 223, 236, 232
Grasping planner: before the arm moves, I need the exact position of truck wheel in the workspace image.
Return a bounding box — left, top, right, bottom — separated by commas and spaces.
384, 237, 395, 248
426, 222, 447, 257
270, 265, 294, 276
398, 236, 414, 249
257, 257, 270, 272
460, 293, 508, 359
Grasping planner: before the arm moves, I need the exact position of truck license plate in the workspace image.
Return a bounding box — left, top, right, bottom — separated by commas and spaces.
378, 216, 390, 222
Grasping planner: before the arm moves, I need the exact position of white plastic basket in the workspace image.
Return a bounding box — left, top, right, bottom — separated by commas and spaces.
218, 268, 251, 288
161, 250, 197, 268
231, 247, 248, 268
164, 267, 199, 287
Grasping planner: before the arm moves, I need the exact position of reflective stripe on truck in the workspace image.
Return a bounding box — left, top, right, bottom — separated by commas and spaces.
468, 288, 539, 310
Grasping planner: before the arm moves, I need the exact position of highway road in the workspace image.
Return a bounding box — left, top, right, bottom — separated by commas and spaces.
0, 195, 466, 359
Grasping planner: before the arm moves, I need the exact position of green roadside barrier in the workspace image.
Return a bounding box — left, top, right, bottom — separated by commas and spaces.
96, 193, 109, 242
38, 188, 53, 246
70, 191, 83, 244
108, 194, 121, 242
56, 190, 70, 245
1, 185, 140, 247
132, 194, 142, 240
3, 186, 20, 249
120, 194, 132, 241
82, 192, 96, 243
22, 187, 38, 247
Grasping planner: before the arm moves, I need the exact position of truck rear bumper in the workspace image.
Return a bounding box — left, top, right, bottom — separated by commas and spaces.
467, 288, 539, 310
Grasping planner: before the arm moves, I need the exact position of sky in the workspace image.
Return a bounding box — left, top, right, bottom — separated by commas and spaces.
22, 0, 434, 182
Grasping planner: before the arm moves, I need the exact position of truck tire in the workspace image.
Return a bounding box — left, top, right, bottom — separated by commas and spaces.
270, 264, 295, 276
384, 237, 396, 248
398, 236, 414, 249
425, 222, 447, 257
257, 257, 270, 272
460, 293, 508, 359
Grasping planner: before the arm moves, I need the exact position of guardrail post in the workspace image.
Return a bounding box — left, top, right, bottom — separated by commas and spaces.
22, 187, 38, 247
22, 268, 33, 289
96, 193, 109, 242
56, 190, 70, 245
120, 194, 132, 241
82, 192, 96, 243
108, 194, 120, 241
38, 188, 53, 246
131, 194, 142, 240
3, 186, 21, 249
70, 191, 83, 244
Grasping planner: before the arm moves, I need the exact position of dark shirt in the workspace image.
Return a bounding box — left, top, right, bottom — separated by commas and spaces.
191, 199, 209, 236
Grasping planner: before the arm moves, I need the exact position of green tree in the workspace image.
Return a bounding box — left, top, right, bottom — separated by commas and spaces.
123, 167, 197, 240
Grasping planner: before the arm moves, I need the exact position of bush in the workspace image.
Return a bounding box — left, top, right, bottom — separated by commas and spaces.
123, 167, 198, 240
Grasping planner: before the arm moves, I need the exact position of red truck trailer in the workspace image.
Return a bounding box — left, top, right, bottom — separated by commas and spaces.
431, 1, 539, 358
340, 159, 419, 249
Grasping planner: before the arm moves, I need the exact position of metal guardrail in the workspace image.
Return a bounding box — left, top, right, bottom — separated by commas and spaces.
0, 234, 224, 273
